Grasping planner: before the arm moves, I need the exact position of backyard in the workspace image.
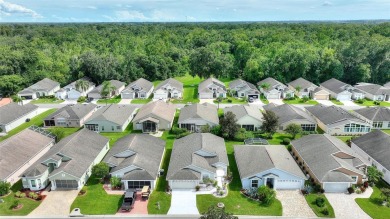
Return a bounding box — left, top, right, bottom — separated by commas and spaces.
356, 180, 390, 219
305, 193, 335, 218
170, 74, 202, 104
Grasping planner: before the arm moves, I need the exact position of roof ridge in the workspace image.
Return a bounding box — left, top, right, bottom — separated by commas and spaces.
58, 129, 85, 156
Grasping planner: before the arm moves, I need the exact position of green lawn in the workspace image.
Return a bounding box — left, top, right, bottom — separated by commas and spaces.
196, 141, 283, 216
171, 86, 200, 104
305, 194, 335, 218
0, 109, 57, 142
283, 98, 318, 105
382, 129, 390, 134
354, 100, 390, 107
0, 180, 41, 216
100, 123, 141, 147
97, 96, 121, 104
30, 98, 64, 104
47, 127, 80, 138
259, 133, 298, 145
330, 99, 343, 105
214, 96, 247, 104
260, 94, 269, 104
131, 98, 152, 104
336, 136, 352, 143
356, 180, 390, 219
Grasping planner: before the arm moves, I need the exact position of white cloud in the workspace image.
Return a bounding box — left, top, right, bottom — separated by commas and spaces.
322, 1, 333, 7
186, 16, 196, 21
86, 6, 97, 10
0, 0, 42, 18
115, 10, 147, 20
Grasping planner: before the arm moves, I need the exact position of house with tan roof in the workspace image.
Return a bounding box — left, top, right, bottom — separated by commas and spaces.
44, 103, 97, 128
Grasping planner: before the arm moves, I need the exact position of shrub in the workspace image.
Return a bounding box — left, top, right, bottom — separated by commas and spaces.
10, 200, 20, 209
301, 96, 310, 103
320, 189, 325, 193
92, 162, 109, 178
77, 96, 86, 102
356, 189, 362, 194
363, 181, 369, 188
321, 207, 329, 216
19, 193, 26, 198
227, 99, 232, 103
348, 187, 355, 194
286, 144, 292, 151
15, 191, 21, 198
247, 188, 258, 199
257, 185, 276, 205
360, 186, 366, 193
110, 176, 122, 189
282, 138, 291, 145
0, 181, 11, 196
195, 185, 200, 191
28, 192, 38, 200
211, 125, 222, 136
355, 99, 364, 104
315, 197, 325, 207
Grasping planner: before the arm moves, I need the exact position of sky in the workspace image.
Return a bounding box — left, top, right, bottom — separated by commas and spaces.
0, 0, 389, 22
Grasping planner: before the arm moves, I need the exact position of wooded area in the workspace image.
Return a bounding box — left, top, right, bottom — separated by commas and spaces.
0, 22, 389, 96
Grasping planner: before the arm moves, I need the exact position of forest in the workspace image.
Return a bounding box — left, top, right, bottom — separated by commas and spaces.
0, 22, 389, 96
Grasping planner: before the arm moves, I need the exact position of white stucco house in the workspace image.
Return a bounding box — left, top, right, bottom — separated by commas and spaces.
121, 78, 154, 99
55, 78, 95, 100
320, 78, 364, 101
229, 79, 260, 100
354, 107, 390, 129
257, 77, 294, 99
198, 77, 227, 99
18, 78, 60, 100
153, 78, 183, 100
354, 83, 390, 102
88, 80, 125, 100
224, 105, 263, 131
178, 103, 219, 132
0, 103, 39, 134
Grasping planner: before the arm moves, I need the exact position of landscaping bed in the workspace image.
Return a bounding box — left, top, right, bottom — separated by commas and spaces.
304, 193, 335, 218
356, 180, 390, 219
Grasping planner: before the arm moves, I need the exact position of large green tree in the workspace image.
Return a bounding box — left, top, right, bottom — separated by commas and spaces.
261, 110, 279, 138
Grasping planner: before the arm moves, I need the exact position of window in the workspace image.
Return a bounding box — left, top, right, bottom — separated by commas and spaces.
31, 180, 36, 187
344, 123, 370, 133
112, 126, 114, 131
127, 181, 151, 189
373, 122, 383, 128
351, 176, 357, 183
241, 93, 245, 97
251, 180, 259, 188
117, 126, 121, 130
242, 125, 255, 131
388, 123, 390, 128
102, 126, 104, 131
301, 124, 316, 131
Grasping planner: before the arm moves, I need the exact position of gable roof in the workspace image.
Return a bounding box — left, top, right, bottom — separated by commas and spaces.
124, 78, 154, 93
198, 78, 226, 94
354, 83, 390, 96
352, 130, 390, 171
0, 103, 38, 125
63, 77, 95, 91
264, 104, 315, 125
18, 78, 59, 94
86, 104, 137, 126
133, 100, 176, 123
104, 134, 165, 180
306, 104, 366, 125
291, 134, 365, 183
44, 104, 96, 121
167, 133, 228, 180
354, 107, 390, 122
384, 82, 390, 88
234, 145, 305, 180
90, 80, 125, 94
0, 128, 55, 181
224, 105, 263, 121
155, 78, 183, 92
288, 77, 318, 90
229, 79, 259, 91
320, 78, 351, 94
257, 77, 286, 92
178, 103, 219, 124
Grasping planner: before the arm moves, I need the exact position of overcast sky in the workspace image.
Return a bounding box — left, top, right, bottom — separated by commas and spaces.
0, 0, 389, 22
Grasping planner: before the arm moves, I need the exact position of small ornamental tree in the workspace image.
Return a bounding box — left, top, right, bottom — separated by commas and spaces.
200, 205, 238, 219
261, 110, 279, 138
92, 162, 109, 178
367, 166, 383, 185
0, 181, 11, 196
285, 123, 302, 139
110, 176, 122, 189
220, 111, 239, 140
257, 185, 276, 205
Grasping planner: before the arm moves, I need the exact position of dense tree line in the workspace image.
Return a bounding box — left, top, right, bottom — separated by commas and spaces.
0, 22, 389, 96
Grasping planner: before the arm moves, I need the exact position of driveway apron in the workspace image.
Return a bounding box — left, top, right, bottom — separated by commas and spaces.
29, 190, 79, 216
276, 190, 316, 218
168, 190, 199, 215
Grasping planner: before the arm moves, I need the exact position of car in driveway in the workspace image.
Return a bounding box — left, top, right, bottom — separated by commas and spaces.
121, 189, 136, 211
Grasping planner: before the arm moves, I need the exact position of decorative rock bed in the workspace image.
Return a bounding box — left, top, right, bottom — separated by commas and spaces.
217, 202, 225, 208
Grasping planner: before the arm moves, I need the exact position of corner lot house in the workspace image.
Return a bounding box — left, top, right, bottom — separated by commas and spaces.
85, 104, 137, 132
320, 78, 363, 101
21, 129, 109, 191
133, 100, 176, 133
104, 134, 165, 190
291, 134, 367, 193
154, 78, 183, 100
263, 103, 317, 132
18, 78, 60, 100
88, 80, 125, 99
354, 83, 390, 101
44, 103, 97, 128
55, 78, 95, 100
178, 103, 219, 132
167, 133, 229, 189
235, 145, 306, 190
354, 107, 390, 129
0, 103, 38, 133
287, 77, 318, 98
198, 77, 227, 99
0, 128, 55, 185
306, 104, 371, 135
229, 79, 260, 100
121, 78, 154, 99
351, 130, 390, 184
224, 105, 263, 131
257, 77, 294, 99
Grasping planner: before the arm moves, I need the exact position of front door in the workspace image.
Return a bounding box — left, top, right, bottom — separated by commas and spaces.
266, 178, 274, 189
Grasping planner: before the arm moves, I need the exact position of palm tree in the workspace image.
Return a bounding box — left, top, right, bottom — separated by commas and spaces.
295, 86, 302, 94
260, 83, 270, 91
100, 81, 116, 106
75, 79, 90, 94
11, 95, 23, 106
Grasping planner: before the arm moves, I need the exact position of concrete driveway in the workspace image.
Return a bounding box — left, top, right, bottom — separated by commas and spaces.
340, 100, 358, 106
276, 190, 316, 218
29, 190, 79, 216
168, 190, 199, 215
267, 99, 284, 105
199, 99, 215, 104
325, 187, 373, 219
317, 100, 334, 106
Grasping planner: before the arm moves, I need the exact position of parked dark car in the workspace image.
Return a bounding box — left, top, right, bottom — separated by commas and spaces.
121, 189, 136, 211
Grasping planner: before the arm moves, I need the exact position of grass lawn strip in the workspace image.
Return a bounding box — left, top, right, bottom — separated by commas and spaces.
356, 180, 390, 219
330, 99, 343, 105
30, 98, 64, 104
283, 99, 318, 105
305, 194, 335, 218
354, 100, 390, 107
97, 96, 121, 104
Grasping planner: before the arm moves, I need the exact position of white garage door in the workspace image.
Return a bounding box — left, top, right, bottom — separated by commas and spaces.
267, 93, 280, 99
121, 93, 133, 99
337, 94, 351, 101
154, 93, 167, 100
323, 182, 349, 193
314, 94, 329, 100
199, 93, 213, 99
276, 179, 303, 190
170, 181, 197, 189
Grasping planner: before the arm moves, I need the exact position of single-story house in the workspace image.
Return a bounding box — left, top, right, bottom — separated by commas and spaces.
320, 78, 364, 101
44, 103, 97, 128
121, 78, 154, 99
354, 107, 390, 129
21, 128, 109, 191
287, 77, 318, 98
291, 134, 367, 193
235, 145, 306, 190
198, 77, 227, 99
257, 77, 294, 99
104, 134, 165, 190
384, 82, 390, 88
18, 78, 60, 100
311, 87, 330, 100
167, 133, 229, 189
224, 105, 263, 131
178, 103, 219, 132
229, 79, 260, 100
88, 80, 125, 100
263, 103, 317, 132
55, 78, 95, 100
153, 78, 183, 100
85, 104, 137, 132
351, 130, 390, 184
305, 104, 371, 135
133, 100, 176, 133
0, 103, 39, 133
1, 127, 55, 185
354, 83, 390, 101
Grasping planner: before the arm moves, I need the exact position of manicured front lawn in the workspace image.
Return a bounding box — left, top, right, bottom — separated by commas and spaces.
30, 98, 64, 104
0, 109, 57, 141
330, 99, 343, 105
97, 96, 121, 104
197, 141, 283, 216
283, 98, 318, 105
336, 136, 352, 143
0, 180, 41, 216
356, 180, 390, 219
214, 96, 247, 104
354, 100, 390, 107
305, 194, 335, 218
171, 86, 200, 104
382, 129, 390, 134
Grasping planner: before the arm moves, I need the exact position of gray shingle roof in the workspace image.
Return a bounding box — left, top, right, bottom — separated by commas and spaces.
0, 103, 38, 125
224, 105, 263, 121
306, 104, 366, 125
257, 77, 286, 92
18, 78, 59, 94
178, 103, 219, 124
124, 78, 154, 93
352, 130, 390, 171
64, 77, 95, 91
44, 103, 96, 121
234, 145, 305, 180
384, 82, 390, 88
291, 134, 365, 183
133, 100, 176, 124
264, 104, 315, 125
167, 133, 228, 180
155, 78, 183, 92
288, 77, 318, 90
90, 80, 125, 94
354, 83, 390, 96
0, 128, 55, 181
86, 104, 137, 126
198, 78, 226, 93
229, 79, 259, 91
320, 78, 350, 94
354, 107, 390, 122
